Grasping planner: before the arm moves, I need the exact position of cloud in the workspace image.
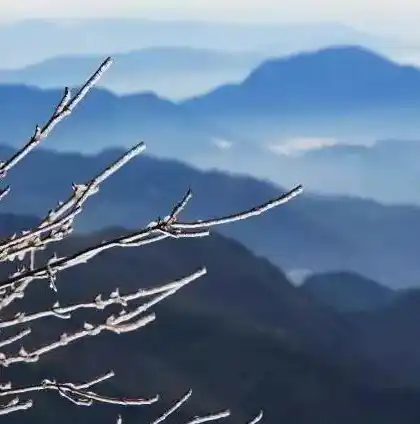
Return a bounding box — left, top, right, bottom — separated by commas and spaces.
267, 137, 337, 156
211, 138, 233, 150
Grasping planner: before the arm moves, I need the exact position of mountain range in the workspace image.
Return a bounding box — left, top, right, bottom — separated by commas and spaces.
2, 45, 420, 285
0, 47, 265, 99
245, 138, 420, 205
2, 214, 420, 424
181, 46, 420, 143
299, 269, 420, 388
0, 144, 419, 289
4, 18, 420, 424
0, 83, 244, 162
4, 45, 420, 207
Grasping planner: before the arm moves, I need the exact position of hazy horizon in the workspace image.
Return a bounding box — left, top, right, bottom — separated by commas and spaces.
0, 1, 419, 41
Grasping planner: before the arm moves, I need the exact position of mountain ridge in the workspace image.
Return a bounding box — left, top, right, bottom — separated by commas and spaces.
182, 45, 420, 115
300, 271, 395, 312
1, 212, 415, 424
0, 144, 418, 288
179, 45, 420, 148
0, 47, 264, 99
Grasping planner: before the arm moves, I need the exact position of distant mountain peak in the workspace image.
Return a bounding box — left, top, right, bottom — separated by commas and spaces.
183, 44, 420, 115
244, 44, 400, 85
298, 44, 388, 59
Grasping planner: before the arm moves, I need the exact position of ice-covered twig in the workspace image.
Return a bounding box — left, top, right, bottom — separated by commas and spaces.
0, 185, 300, 298
0, 268, 205, 366
0, 313, 156, 367
0, 142, 146, 265
0, 397, 32, 415
0, 52, 304, 422
0, 268, 205, 329
172, 184, 303, 229
184, 411, 231, 424
0, 370, 158, 414
0, 58, 112, 178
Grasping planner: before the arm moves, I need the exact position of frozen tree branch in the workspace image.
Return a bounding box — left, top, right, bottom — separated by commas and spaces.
0, 184, 300, 312
0, 268, 206, 329
0, 58, 112, 179
0, 328, 31, 349
0, 54, 302, 422
0, 141, 146, 267
0, 371, 158, 415
0, 268, 206, 367
116, 390, 263, 424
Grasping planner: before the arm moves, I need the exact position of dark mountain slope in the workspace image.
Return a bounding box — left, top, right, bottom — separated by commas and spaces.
0, 145, 418, 287
0, 220, 417, 424
342, 289, 420, 387
300, 271, 395, 312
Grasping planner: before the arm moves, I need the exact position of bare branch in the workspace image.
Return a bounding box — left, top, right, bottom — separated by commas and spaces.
0, 52, 304, 422
0, 57, 112, 178
150, 390, 193, 424
0, 186, 300, 298
0, 397, 33, 415
0, 371, 158, 413
0, 328, 31, 349
184, 410, 231, 424
172, 184, 303, 229
0, 268, 206, 366
0, 186, 10, 204
247, 411, 264, 424
0, 268, 205, 329
0, 141, 146, 266
0, 313, 156, 367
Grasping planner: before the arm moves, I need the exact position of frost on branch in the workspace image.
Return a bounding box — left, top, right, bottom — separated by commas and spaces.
0, 57, 302, 422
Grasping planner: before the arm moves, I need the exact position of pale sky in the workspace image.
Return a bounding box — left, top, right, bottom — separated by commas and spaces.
0, 0, 418, 30
0, 0, 419, 40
